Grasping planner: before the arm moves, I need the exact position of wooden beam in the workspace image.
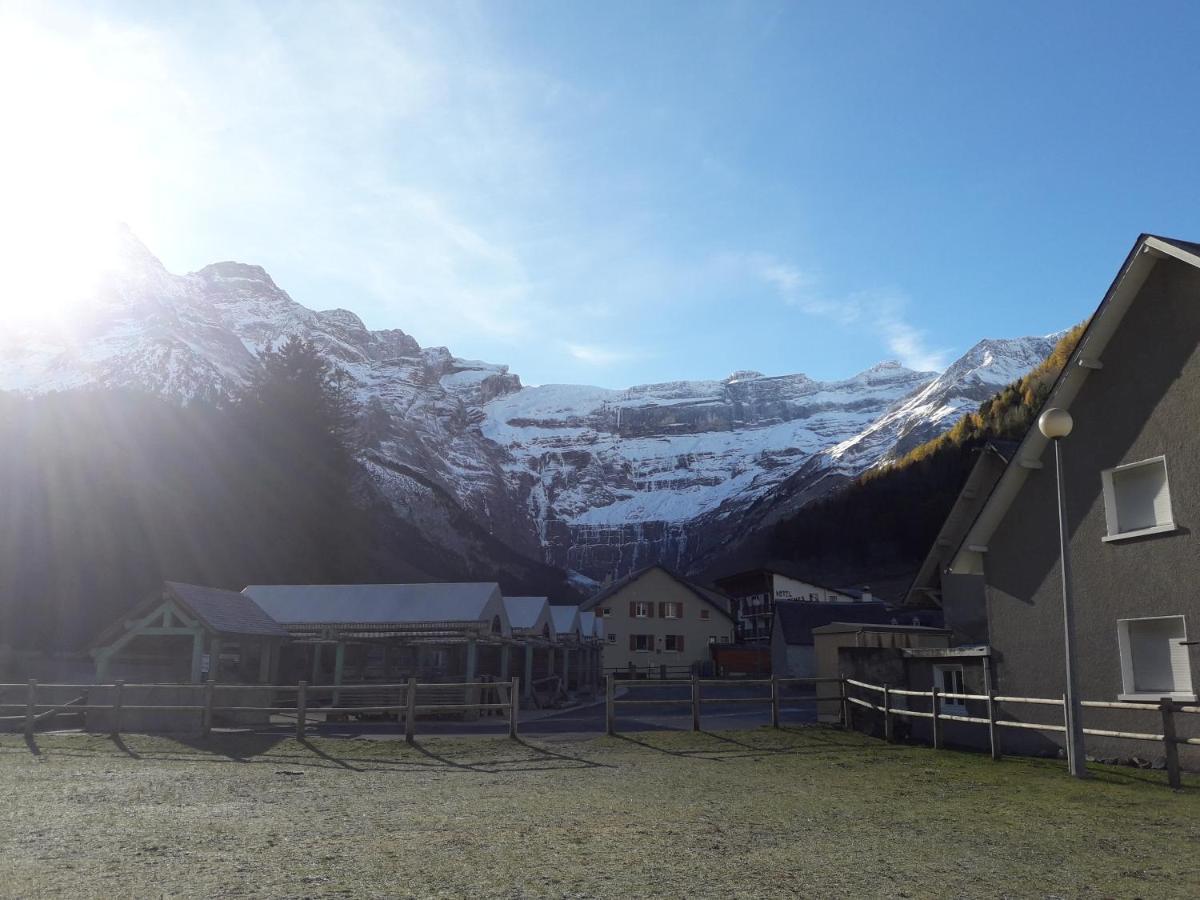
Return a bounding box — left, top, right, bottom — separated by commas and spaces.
190, 632, 205, 684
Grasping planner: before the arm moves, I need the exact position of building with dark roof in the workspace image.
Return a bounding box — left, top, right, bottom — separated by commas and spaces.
92, 582, 287, 684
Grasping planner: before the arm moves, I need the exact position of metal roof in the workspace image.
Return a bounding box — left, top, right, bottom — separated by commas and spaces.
242, 583, 503, 626
772, 600, 893, 647
579, 610, 599, 639
503, 596, 550, 630
165, 582, 288, 637
549, 604, 581, 636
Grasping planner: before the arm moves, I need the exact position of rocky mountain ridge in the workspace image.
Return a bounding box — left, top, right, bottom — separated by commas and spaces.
0, 227, 1060, 584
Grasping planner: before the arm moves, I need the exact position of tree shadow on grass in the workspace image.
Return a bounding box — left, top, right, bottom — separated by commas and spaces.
610, 728, 909, 762
404, 736, 612, 773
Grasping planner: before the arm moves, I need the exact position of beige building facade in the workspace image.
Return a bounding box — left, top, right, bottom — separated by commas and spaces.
582, 566, 734, 671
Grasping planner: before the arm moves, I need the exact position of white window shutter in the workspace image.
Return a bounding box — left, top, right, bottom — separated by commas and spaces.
1153, 462, 1174, 528
1169, 636, 1193, 695
1101, 469, 1118, 537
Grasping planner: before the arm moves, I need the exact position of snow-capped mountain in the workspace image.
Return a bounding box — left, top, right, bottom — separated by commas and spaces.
0, 228, 1060, 583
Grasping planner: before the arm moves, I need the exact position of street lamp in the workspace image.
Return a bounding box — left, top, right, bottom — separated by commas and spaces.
1038, 407, 1088, 778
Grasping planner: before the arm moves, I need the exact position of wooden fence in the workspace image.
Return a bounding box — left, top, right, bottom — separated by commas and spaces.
605, 674, 841, 734
842, 677, 1200, 788
0, 677, 521, 743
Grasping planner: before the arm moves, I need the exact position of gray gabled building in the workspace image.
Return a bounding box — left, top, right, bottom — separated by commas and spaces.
942, 234, 1200, 764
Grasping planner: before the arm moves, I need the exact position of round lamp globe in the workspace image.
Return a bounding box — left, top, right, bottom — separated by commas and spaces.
1038, 408, 1074, 440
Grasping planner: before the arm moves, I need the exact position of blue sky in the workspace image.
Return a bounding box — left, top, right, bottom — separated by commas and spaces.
4, 1, 1200, 387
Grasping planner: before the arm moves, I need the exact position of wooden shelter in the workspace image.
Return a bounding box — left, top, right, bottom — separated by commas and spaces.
91, 582, 288, 684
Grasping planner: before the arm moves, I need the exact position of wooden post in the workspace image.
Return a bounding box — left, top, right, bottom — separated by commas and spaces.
111, 679, 125, 738
1161, 699, 1181, 789
983, 659, 1000, 761
882, 684, 893, 742
509, 676, 520, 739
524, 645, 534, 700
296, 681, 308, 740
332, 642, 345, 708
190, 632, 205, 684
770, 675, 780, 729
311, 644, 322, 685
23, 679, 36, 739
257, 643, 272, 684
202, 679, 215, 738
691, 670, 701, 731
605, 674, 615, 736
405, 677, 417, 743
839, 677, 850, 730
931, 685, 941, 749
660, 663, 667, 681
562, 647, 570, 690
500, 644, 511, 680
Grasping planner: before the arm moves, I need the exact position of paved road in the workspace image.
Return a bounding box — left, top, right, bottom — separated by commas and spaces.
298, 682, 821, 739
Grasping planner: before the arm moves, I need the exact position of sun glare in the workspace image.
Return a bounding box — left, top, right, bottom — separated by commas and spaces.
0, 12, 164, 326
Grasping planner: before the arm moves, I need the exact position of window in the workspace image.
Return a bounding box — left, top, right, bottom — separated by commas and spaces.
631, 601, 652, 618
700, 609, 710, 620
664, 634, 685, 653
934, 665, 967, 715
1118, 616, 1194, 699
607, 633, 616, 644
660, 601, 682, 619
1102, 457, 1175, 541
629, 634, 653, 652
603, 607, 612, 617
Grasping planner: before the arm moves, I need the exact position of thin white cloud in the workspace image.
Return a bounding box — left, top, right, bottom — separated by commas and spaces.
564, 343, 639, 366
742, 252, 947, 371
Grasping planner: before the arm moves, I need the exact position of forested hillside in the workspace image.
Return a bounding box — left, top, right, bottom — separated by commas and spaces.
759, 324, 1086, 592
0, 339, 575, 652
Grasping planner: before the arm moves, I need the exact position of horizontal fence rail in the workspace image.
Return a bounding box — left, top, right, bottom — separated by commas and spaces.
2, 677, 522, 744
605, 675, 841, 734
841, 676, 1200, 788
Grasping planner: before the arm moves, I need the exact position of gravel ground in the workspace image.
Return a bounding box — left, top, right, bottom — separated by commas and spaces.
2, 726, 1199, 898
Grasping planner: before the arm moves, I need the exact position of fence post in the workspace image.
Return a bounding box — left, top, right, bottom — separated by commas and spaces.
1061, 693, 1072, 772
930, 685, 941, 749
882, 684, 893, 742
691, 671, 701, 731
509, 676, 520, 739
982, 659, 1000, 761
1161, 699, 1181, 790
202, 679, 215, 738
839, 677, 850, 730
23, 679, 37, 739
295, 681, 307, 740
405, 677, 417, 743
111, 679, 125, 738
605, 674, 615, 736
770, 675, 780, 729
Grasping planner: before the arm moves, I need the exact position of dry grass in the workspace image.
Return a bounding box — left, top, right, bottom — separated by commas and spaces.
2, 726, 1199, 898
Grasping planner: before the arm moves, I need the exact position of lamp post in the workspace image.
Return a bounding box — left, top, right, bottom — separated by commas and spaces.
1038, 407, 1088, 778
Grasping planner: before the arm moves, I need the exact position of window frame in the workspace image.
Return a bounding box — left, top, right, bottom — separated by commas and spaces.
634, 601, 651, 618
933, 664, 967, 715
1116, 615, 1196, 701
633, 633, 653, 653
1100, 455, 1177, 543
607, 633, 616, 644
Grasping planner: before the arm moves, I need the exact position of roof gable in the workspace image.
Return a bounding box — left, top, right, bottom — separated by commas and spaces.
581, 565, 734, 621
503, 596, 554, 636
549, 604, 581, 637
166, 582, 288, 637
950, 235, 1200, 572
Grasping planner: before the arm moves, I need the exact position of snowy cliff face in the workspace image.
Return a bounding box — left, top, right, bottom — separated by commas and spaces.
0, 229, 1058, 583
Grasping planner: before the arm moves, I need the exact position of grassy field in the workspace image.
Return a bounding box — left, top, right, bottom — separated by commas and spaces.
2, 726, 1199, 899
